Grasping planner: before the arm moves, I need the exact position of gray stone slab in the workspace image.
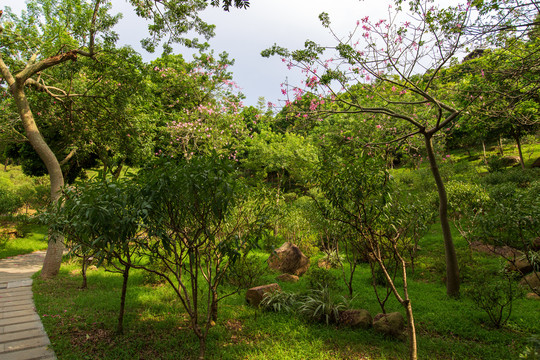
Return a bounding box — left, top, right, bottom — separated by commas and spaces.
0, 286, 32, 296
2, 320, 43, 334
1, 299, 34, 308
0, 335, 50, 352
0, 329, 47, 343
0, 309, 38, 320
0, 304, 36, 313
6, 279, 33, 289
0, 314, 40, 326
0, 346, 56, 360
0, 288, 33, 298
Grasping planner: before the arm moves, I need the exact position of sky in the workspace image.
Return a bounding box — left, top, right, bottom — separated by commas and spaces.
2, 0, 401, 107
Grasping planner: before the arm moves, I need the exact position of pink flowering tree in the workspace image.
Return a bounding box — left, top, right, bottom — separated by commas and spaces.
264, 0, 540, 298
149, 53, 248, 160
262, 0, 475, 297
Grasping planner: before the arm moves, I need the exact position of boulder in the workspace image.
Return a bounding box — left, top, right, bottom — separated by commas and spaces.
501, 156, 520, 167
526, 292, 540, 300
267, 242, 310, 276
506, 257, 534, 274
469, 241, 522, 259
520, 273, 540, 293
532, 237, 540, 251
246, 283, 281, 307
373, 312, 405, 337
339, 309, 372, 329
277, 273, 299, 283
531, 157, 540, 168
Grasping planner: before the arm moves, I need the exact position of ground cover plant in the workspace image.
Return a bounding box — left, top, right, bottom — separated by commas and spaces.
33, 233, 540, 359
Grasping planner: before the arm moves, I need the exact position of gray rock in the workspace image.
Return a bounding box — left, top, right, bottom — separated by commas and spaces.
267, 242, 310, 276
373, 312, 405, 337
246, 283, 281, 307
339, 309, 372, 329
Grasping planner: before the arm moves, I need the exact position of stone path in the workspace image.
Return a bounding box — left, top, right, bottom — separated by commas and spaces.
0, 251, 57, 360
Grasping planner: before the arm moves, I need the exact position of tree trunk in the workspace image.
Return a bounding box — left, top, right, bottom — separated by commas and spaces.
11, 84, 65, 278
81, 255, 88, 289
117, 265, 131, 334
482, 141, 487, 165
198, 337, 206, 360
515, 135, 525, 169
405, 301, 417, 360
498, 136, 504, 156
424, 134, 460, 297
210, 289, 218, 322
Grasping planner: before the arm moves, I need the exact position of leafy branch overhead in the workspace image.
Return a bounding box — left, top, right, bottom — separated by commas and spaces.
128, 0, 250, 52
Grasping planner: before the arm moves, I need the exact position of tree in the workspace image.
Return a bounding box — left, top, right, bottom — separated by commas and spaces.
317, 153, 432, 360
0, 0, 251, 277
0, 0, 118, 277
135, 156, 258, 359
452, 45, 540, 168
262, 0, 468, 296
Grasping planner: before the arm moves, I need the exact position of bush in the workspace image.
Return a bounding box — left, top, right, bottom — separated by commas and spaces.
520, 335, 540, 360
483, 168, 540, 187
260, 290, 298, 313
0, 187, 22, 216
224, 256, 266, 289
298, 286, 350, 325
465, 271, 523, 328
445, 180, 490, 220
305, 267, 341, 290
486, 155, 507, 173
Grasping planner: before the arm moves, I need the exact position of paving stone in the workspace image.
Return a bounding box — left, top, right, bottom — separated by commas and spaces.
0, 329, 47, 343
0, 335, 50, 352
6, 279, 33, 288
2, 320, 44, 333
0, 313, 41, 326
0, 346, 56, 360
0, 309, 38, 319
0, 303, 36, 312
0, 251, 56, 360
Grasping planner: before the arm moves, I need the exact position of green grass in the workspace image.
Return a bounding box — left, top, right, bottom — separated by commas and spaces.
32, 230, 539, 360
0, 224, 48, 259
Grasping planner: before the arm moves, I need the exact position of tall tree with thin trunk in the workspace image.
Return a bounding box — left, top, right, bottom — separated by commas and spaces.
0, 0, 251, 277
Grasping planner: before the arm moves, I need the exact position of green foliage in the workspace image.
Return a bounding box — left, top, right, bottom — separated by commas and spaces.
520, 335, 540, 360
224, 255, 266, 289
260, 290, 299, 313
464, 270, 523, 328
298, 286, 350, 325
476, 180, 540, 251
305, 267, 341, 291
445, 180, 490, 220
486, 155, 509, 173
0, 186, 22, 215
482, 168, 540, 187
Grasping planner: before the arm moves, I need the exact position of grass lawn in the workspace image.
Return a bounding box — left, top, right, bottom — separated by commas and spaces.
0, 223, 48, 259
32, 224, 539, 359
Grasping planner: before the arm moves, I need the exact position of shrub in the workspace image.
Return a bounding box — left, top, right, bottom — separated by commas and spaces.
445, 180, 490, 220
298, 286, 350, 325
465, 270, 523, 328
260, 290, 298, 313
520, 335, 540, 360
483, 168, 540, 187
0, 187, 22, 216
224, 255, 266, 289
486, 155, 507, 173
305, 267, 341, 290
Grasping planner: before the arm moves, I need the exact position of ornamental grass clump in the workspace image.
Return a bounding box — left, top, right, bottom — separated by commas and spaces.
297, 285, 350, 325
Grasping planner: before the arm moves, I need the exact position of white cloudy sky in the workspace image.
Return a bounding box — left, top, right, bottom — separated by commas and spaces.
3, 0, 449, 106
